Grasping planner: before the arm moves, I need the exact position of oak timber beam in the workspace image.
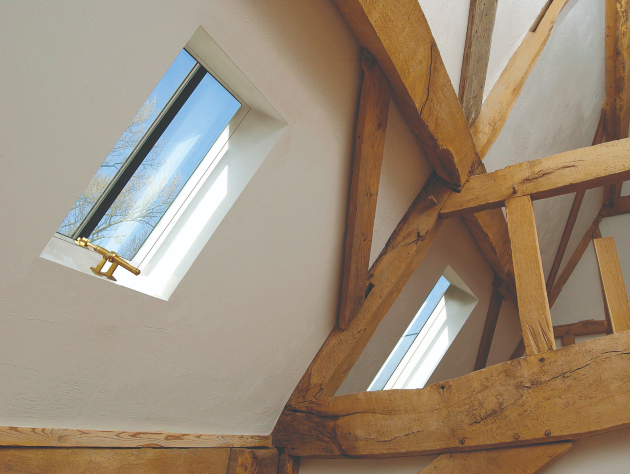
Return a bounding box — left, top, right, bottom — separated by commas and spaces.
331, 0, 480, 189
272, 331, 630, 458
0, 447, 233, 474
472, 0, 571, 159
606, 0, 630, 141
553, 319, 610, 338
287, 175, 451, 405
419, 442, 573, 474
459, 0, 499, 125
462, 162, 516, 295
546, 105, 608, 293
0, 426, 271, 449
548, 211, 604, 308
227, 448, 279, 474
594, 236, 630, 332
441, 139, 630, 218
339, 50, 391, 330
473, 276, 505, 370
604, 0, 630, 205
601, 194, 630, 217
278, 454, 301, 474
506, 196, 555, 355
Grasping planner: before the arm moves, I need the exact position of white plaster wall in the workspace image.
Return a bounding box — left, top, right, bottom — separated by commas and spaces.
0, 0, 364, 435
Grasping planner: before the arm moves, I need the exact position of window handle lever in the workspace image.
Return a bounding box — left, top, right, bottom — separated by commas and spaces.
75, 238, 141, 281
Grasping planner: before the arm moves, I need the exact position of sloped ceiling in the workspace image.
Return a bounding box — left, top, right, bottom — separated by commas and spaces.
0, 0, 627, 439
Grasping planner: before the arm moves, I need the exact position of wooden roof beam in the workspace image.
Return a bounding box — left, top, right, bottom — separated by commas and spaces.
472, 0, 572, 159
273, 331, 630, 458
441, 139, 630, 218
506, 196, 555, 355
339, 50, 391, 330
331, 0, 480, 189
420, 443, 573, 474
459, 0, 499, 126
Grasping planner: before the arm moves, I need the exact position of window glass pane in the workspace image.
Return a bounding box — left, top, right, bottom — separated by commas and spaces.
57, 50, 197, 238
88, 72, 240, 260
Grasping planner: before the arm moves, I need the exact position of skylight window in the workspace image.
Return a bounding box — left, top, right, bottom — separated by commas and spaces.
43, 26, 287, 300
368, 269, 478, 391
58, 49, 241, 262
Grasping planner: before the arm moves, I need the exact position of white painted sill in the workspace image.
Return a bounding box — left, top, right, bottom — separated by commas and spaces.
41, 26, 287, 300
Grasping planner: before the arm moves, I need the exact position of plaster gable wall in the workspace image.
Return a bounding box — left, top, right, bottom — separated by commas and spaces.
0, 0, 370, 435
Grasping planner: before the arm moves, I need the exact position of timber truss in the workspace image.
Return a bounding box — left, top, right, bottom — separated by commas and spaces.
2, 0, 630, 473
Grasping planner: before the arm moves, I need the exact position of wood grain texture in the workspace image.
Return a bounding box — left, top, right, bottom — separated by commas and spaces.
0, 426, 271, 448
459, 0, 498, 125
272, 331, 630, 458
0, 447, 231, 474
562, 333, 576, 346
553, 319, 610, 338
548, 212, 604, 307
339, 50, 391, 330
472, 0, 571, 159
278, 454, 300, 474
601, 194, 630, 216
474, 279, 504, 370
227, 449, 279, 474
461, 163, 516, 303
506, 196, 555, 355
286, 175, 451, 405
419, 442, 572, 474
606, 0, 630, 141
331, 0, 480, 189
594, 236, 630, 332
462, 210, 516, 295
441, 139, 630, 218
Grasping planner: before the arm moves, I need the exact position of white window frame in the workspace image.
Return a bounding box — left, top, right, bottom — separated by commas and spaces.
41, 26, 287, 300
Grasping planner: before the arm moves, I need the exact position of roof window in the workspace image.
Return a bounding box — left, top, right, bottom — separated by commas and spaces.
41, 27, 286, 299
368, 268, 478, 390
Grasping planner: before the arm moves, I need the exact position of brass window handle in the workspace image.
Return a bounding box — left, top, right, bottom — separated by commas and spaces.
75, 238, 141, 281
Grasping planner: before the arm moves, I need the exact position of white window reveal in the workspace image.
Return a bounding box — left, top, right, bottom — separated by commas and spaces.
41, 27, 286, 300
368, 267, 478, 391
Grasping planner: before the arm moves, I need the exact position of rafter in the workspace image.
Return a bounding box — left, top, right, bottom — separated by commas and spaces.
273, 331, 630, 458
459, 0, 498, 125
339, 50, 391, 330
0, 426, 271, 448
330, 0, 480, 189
441, 139, 630, 218
471, 0, 571, 159
420, 442, 573, 474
